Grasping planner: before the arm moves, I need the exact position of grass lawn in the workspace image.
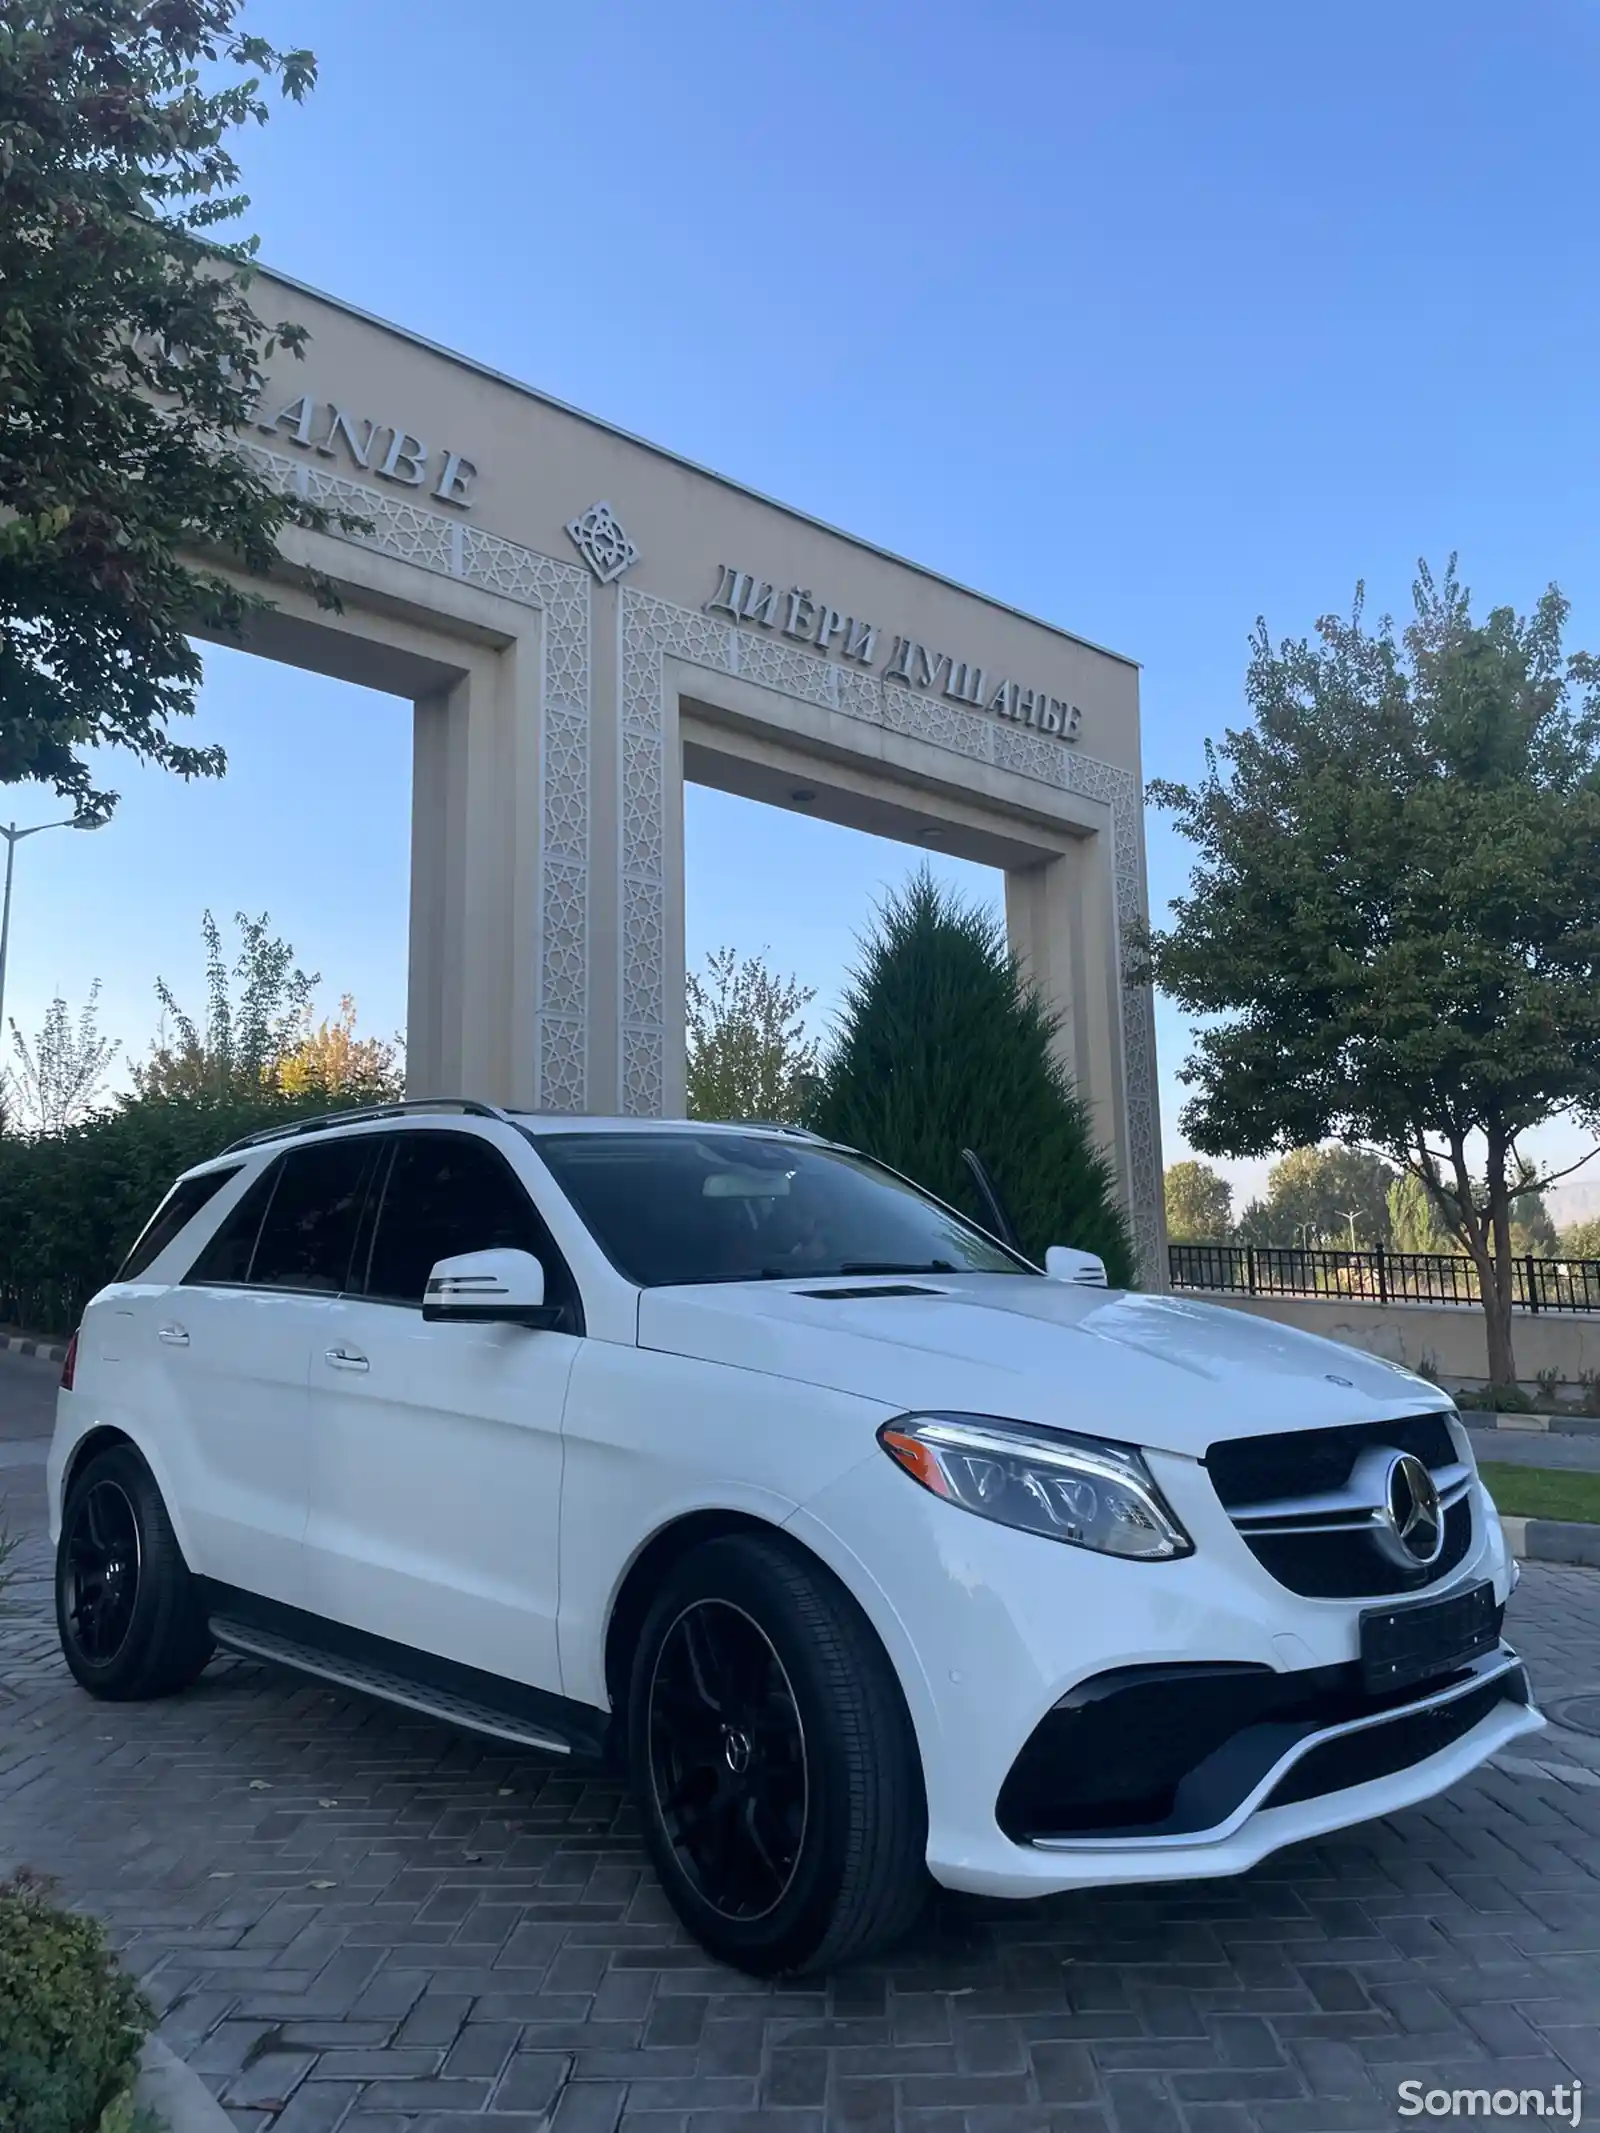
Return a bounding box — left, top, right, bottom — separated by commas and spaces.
1478, 1461, 1600, 1525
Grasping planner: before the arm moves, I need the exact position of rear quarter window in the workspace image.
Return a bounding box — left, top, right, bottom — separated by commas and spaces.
116, 1166, 243, 1283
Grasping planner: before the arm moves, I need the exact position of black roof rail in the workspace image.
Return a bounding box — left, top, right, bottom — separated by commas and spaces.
220, 1097, 508, 1156
728, 1120, 828, 1141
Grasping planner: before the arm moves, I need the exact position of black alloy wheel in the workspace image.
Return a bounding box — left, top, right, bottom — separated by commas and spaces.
61, 1479, 142, 1667
646, 1598, 808, 1921
627, 1530, 928, 1975
55, 1443, 214, 1699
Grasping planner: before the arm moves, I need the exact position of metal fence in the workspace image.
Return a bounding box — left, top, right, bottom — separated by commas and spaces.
1168, 1242, 1600, 1314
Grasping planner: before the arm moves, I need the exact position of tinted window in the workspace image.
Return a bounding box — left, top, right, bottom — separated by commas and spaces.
363, 1133, 567, 1311
117, 1167, 242, 1283
185, 1165, 279, 1285
247, 1139, 379, 1293
531, 1131, 1030, 1289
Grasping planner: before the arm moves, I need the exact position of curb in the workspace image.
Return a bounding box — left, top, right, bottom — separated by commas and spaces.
137, 2036, 233, 2132
1502, 1514, 1600, 1570
1470, 1411, 1600, 1436
0, 1332, 65, 1364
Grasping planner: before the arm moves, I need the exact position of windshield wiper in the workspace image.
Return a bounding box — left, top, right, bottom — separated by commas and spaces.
835, 1260, 958, 1276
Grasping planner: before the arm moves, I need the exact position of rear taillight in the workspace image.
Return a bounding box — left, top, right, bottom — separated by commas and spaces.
60, 1330, 79, 1391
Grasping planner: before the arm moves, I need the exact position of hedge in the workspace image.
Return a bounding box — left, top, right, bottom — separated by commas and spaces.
0, 1872, 151, 2133
0, 1091, 376, 1337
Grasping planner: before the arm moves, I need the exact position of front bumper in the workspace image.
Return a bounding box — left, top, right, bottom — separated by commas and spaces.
787, 1446, 1543, 1900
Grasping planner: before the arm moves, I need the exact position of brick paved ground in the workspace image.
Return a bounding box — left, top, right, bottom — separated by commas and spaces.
4, 1364, 1600, 2132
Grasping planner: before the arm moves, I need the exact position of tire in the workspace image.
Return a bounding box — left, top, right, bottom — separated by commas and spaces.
626, 1530, 928, 1975
56, 1444, 214, 1700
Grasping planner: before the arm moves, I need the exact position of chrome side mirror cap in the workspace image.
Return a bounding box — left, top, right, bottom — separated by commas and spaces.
423, 1248, 554, 1327
1045, 1245, 1108, 1288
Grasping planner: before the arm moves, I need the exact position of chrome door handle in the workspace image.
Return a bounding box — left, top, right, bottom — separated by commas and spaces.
325, 1346, 369, 1373
157, 1324, 190, 1347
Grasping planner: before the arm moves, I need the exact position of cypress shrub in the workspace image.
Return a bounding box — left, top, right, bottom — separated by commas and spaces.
0, 1872, 150, 2133
809, 873, 1135, 1285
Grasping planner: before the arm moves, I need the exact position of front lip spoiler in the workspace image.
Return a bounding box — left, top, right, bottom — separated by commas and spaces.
1029, 1646, 1531, 1854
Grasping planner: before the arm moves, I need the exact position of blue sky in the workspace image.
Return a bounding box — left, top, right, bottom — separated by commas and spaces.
10, 0, 1600, 1215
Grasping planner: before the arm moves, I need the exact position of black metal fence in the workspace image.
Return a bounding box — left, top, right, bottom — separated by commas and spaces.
1168, 1242, 1600, 1315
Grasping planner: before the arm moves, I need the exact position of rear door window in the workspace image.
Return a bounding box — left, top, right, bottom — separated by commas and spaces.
117, 1166, 242, 1282
248, 1138, 381, 1293
186, 1164, 280, 1286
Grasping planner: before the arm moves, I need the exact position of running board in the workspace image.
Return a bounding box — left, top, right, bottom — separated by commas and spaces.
209, 1615, 575, 1755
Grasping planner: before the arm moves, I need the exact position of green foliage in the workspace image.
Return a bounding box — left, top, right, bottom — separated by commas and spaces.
1509, 1183, 1558, 1256
1164, 1159, 1233, 1242
1388, 1171, 1459, 1254
1560, 1216, 1600, 1259
133, 908, 319, 1099
0, 1085, 368, 1334
6, 980, 119, 1135
1234, 1144, 1397, 1249
686, 947, 820, 1125
0, 0, 363, 820
811, 873, 1134, 1284
0, 1870, 150, 2133
1144, 558, 1600, 1385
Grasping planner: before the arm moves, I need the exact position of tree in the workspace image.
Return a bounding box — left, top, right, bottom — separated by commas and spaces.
1249, 1144, 1397, 1249
277, 993, 401, 1101
1387, 1172, 1459, 1255
133, 908, 316, 1099
685, 947, 820, 1124
811, 872, 1134, 1283
1164, 1159, 1233, 1242
0, 0, 361, 821
1559, 1217, 1600, 1260
5, 979, 119, 1134
1144, 559, 1600, 1390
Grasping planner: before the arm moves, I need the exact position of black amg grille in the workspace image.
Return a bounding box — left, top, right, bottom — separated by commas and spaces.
1207, 1413, 1456, 1507
997, 1651, 1517, 1844
1207, 1414, 1471, 1599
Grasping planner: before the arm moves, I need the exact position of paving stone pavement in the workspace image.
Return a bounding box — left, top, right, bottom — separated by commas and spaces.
5, 1447, 1600, 2131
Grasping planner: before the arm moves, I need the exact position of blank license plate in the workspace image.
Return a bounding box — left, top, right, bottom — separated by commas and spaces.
1359, 1580, 1501, 1696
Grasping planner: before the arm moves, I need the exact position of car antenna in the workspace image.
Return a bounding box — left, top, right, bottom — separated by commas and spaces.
961, 1148, 1023, 1254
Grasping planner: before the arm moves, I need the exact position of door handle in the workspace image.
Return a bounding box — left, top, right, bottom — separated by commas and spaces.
325, 1346, 369, 1373
157, 1324, 190, 1347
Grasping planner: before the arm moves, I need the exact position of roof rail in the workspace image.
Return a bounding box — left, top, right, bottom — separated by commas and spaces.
734, 1120, 827, 1140
220, 1097, 509, 1156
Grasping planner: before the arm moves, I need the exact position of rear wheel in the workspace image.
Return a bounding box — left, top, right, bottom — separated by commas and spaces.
627, 1531, 927, 1974
56, 1445, 213, 1699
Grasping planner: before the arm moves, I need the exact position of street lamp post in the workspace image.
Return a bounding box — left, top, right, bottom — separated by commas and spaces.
0, 818, 97, 1046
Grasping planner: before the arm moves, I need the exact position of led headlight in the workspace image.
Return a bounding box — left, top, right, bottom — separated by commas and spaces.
878, 1413, 1192, 1561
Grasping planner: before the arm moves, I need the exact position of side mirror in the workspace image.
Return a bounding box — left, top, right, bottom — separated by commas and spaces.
1045, 1245, 1108, 1288
422, 1248, 555, 1327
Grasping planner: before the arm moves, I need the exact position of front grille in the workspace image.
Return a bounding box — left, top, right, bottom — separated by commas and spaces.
998, 1652, 1516, 1844
1206, 1413, 1472, 1599
1208, 1413, 1456, 1507
1242, 1497, 1473, 1599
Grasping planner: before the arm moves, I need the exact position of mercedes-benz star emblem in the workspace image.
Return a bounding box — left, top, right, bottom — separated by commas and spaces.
1378, 1451, 1445, 1568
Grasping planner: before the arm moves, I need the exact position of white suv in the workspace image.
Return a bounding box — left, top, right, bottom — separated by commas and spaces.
48, 1101, 1542, 1973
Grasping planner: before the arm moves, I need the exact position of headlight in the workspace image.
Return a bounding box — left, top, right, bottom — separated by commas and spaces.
878, 1412, 1193, 1561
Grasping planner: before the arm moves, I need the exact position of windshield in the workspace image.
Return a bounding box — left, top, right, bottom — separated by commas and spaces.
528, 1131, 1034, 1289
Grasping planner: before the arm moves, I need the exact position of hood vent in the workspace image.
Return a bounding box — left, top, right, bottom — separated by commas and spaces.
799, 1283, 946, 1301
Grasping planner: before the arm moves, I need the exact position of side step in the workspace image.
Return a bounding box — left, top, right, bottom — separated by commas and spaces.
210, 1615, 575, 1755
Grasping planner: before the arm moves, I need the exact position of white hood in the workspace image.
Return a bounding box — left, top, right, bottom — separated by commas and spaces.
635, 1275, 1449, 1456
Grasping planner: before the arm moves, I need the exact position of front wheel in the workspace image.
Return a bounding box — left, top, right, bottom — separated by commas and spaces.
627, 1531, 928, 1974
56, 1445, 213, 1699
